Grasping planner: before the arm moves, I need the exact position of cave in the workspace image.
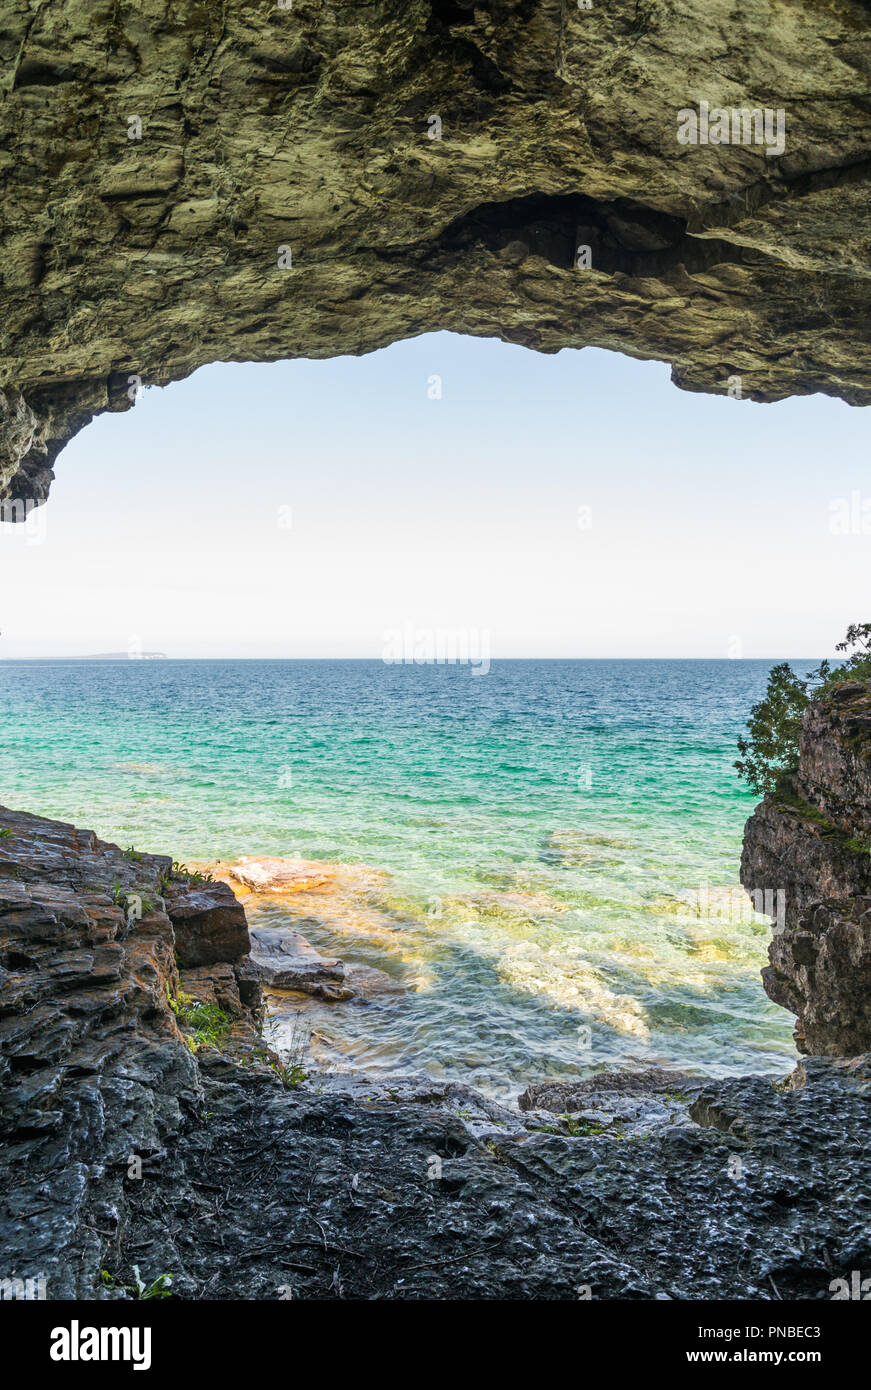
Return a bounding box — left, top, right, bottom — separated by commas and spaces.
3, 0, 871, 507
1, 0, 871, 1338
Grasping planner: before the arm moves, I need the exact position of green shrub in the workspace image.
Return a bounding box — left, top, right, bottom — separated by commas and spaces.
170, 860, 214, 885
735, 623, 871, 796
101, 1268, 173, 1299
260, 1014, 309, 1088
167, 987, 231, 1051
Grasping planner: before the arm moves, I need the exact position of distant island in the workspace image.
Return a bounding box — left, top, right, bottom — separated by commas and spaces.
83, 652, 167, 660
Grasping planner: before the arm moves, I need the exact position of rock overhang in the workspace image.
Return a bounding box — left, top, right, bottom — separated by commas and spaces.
2, 0, 871, 510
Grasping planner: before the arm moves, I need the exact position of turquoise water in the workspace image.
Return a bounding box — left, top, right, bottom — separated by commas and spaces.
0, 659, 801, 1094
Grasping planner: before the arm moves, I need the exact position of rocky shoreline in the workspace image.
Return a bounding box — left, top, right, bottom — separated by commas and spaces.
3, 693, 871, 1299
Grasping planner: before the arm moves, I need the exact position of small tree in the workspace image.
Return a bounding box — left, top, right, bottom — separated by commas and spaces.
832, 623, 871, 679
734, 663, 810, 796
734, 623, 871, 797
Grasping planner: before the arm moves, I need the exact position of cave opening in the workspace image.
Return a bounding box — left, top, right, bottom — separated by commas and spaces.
0, 331, 866, 1087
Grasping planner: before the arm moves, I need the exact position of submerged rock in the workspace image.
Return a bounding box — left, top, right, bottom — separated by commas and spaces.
223, 857, 335, 894
242, 925, 354, 1001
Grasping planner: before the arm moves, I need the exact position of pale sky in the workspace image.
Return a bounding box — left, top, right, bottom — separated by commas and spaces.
1, 331, 869, 659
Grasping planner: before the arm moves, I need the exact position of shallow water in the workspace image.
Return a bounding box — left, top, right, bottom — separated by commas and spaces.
0, 658, 804, 1095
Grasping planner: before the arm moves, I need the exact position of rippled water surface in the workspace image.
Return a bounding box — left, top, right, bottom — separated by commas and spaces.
0, 659, 803, 1095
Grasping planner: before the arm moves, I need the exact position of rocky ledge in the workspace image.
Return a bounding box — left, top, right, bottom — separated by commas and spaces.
1, 801, 870, 1300
4, 0, 871, 505
742, 682, 871, 1056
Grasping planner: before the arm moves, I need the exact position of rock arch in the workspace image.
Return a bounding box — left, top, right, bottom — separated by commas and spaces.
2, 0, 871, 505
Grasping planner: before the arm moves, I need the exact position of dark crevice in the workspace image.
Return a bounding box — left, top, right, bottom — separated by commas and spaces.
452, 37, 512, 93
426, 1, 512, 93
403, 191, 769, 278
3, 951, 38, 970
13, 59, 79, 88
691, 154, 871, 234
428, 0, 480, 27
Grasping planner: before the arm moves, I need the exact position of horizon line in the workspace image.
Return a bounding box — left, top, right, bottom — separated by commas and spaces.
0, 654, 837, 664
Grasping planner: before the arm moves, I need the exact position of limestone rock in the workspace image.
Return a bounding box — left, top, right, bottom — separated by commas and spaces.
3, 1, 871, 507
164, 879, 250, 968
519, 1065, 702, 1110
115, 1051, 871, 1300
176, 961, 268, 1061
518, 1066, 706, 1137
243, 924, 354, 1000
742, 682, 871, 1054
764, 897, 871, 1056
223, 857, 334, 894
0, 805, 200, 1298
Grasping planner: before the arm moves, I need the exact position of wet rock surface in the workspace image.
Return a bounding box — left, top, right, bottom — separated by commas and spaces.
115, 1057, 871, 1300
165, 879, 250, 968
1, 802, 869, 1300
518, 1066, 706, 1138
3, 1, 871, 504
243, 924, 354, 1001
223, 858, 335, 895
0, 803, 270, 1298
742, 683, 871, 1053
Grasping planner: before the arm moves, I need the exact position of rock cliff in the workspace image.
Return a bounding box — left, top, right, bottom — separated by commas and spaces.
3, 0, 871, 506
742, 682, 871, 1056
2, 801, 870, 1299
0, 803, 270, 1297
